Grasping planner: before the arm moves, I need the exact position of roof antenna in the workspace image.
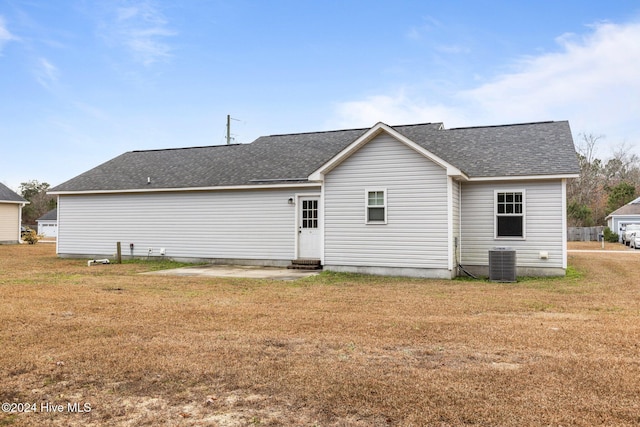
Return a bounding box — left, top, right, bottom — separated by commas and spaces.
226, 114, 241, 145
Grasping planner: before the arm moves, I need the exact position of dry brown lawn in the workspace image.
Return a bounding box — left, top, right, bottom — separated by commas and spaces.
567, 240, 633, 251
0, 242, 639, 426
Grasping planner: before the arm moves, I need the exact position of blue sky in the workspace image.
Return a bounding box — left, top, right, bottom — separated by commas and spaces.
1, 1, 640, 191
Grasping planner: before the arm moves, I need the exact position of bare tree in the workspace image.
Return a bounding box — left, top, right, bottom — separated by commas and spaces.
19, 180, 56, 225
567, 133, 606, 226
605, 143, 640, 186
567, 134, 640, 227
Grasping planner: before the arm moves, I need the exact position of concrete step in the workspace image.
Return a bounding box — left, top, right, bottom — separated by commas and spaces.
287, 259, 322, 270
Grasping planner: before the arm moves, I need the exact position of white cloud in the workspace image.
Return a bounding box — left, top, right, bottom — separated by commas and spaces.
463, 22, 640, 127
72, 101, 111, 122
405, 15, 445, 41
330, 90, 464, 128
332, 21, 640, 155
106, 1, 177, 65
0, 15, 18, 53
34, 57, 59, 89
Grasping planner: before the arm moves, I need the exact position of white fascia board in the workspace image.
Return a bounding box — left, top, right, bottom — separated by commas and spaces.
309, 122, 467, 181
607, 213, 640, 220
468, 173, 579, 182
48, 182, 320, 196
0, 200, 28, 205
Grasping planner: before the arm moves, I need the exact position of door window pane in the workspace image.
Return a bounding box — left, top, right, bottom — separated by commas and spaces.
302, 199, 318, 229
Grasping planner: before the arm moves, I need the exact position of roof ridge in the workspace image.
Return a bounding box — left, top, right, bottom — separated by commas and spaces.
131, 144, 245, 153
267, 127, 368, 138
393, 122, 440, 128
448, 121, 559, 130
267, 122, 438, 138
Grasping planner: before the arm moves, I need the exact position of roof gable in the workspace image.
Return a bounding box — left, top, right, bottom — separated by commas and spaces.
308, 122, 465, 181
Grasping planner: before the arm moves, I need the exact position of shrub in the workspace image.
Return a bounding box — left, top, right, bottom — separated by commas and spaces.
602, 227, 619, 243
21, 230, 43, 245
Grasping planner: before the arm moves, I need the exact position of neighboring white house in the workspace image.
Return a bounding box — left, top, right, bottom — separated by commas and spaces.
49, 121, 580, 279
0, 182, 27, 244
605, 196, 640, 241
37, 208, 58, 238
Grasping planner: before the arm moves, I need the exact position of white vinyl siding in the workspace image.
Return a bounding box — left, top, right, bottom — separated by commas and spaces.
461, 180, 565, 268
324, 134, 449, 269
57, 188, 315, 261
37, 221, 58, 237
0, 203, 20, 242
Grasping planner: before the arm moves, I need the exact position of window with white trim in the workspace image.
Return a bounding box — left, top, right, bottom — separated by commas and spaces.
495, 190, 525, 238
366, 189, 387, 224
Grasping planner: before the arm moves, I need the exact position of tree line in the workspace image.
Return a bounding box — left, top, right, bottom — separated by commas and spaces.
567, 134, 639, 227
19, 180, 56, 225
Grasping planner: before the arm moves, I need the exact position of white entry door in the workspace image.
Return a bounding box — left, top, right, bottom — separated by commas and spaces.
298, 196, 321, 259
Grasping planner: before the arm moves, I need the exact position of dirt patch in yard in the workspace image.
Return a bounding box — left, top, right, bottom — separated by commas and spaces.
1, 244, 639, 426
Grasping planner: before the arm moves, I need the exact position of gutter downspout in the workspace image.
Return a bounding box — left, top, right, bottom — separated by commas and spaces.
18, 202, 27, 243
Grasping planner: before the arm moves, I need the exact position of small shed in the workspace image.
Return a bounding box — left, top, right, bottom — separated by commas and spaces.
606, 196, 640, 241
37, 208, 58, 238
0, 182, 28, 244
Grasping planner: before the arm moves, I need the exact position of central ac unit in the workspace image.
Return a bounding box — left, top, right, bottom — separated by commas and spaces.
489, 247, 516, 282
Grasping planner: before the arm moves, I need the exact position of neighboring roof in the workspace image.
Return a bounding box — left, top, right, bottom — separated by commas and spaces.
605, 197, 640, 218
0, 182, 27, 203
37, 208, 57, 221
49, 121, 579, 193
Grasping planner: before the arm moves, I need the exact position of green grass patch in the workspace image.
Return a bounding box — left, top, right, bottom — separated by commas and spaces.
311, 270, 427, 286
0, 414, 18, 426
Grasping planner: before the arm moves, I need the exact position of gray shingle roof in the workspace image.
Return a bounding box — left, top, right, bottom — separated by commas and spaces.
0, 182, 26, 202
606, 197, 640, 217
414, 121, 579, 177
50, 121, 579, 193
37, 208, 57, 221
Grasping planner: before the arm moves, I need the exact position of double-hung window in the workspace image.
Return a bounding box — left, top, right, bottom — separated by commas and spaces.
366, 189, 387, 224
495, 190, 525, 238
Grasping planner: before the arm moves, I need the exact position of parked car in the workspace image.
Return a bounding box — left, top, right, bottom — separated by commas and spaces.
630, 232, 640, 249
622, 224, 640, 246
20, 226, 32, 237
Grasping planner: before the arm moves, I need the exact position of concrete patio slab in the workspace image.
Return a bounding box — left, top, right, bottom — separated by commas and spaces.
142, 264, 321, 280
